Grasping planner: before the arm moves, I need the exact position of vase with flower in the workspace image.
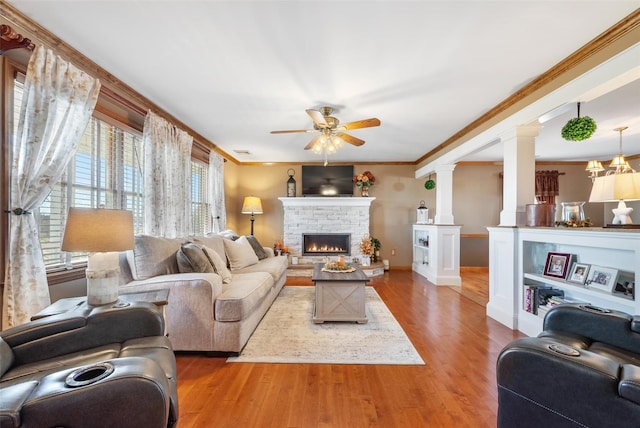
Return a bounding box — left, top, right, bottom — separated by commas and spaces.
353, 170, 375, 197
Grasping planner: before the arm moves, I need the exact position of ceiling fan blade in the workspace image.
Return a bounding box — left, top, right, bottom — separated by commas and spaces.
336, 132, 365, 146
339, 118, 381, 131
270, 129, 315, 134
306, 109, 328, 127
304, 135, 322, 150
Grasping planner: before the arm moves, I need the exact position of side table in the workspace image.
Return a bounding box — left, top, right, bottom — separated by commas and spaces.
31, 289, 170, 326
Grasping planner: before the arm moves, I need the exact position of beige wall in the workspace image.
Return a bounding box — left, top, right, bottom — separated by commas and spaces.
222, 161, 618, 268
225, 164, 428, 268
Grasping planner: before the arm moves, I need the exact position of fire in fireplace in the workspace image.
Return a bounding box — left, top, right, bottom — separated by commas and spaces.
302, 233, 351, 256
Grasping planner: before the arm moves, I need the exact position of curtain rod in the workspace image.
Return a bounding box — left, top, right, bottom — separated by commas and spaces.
0, 24, 34, 54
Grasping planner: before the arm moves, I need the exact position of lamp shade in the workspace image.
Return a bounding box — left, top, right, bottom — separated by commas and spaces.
589, 173, 640, 202
241, 196, 263, 214
61, 208, 134, 252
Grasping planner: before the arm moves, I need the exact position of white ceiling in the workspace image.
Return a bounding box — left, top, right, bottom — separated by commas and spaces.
6, 1, 640, 166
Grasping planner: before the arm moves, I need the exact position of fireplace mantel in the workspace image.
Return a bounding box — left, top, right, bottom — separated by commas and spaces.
278, 197, 375, 208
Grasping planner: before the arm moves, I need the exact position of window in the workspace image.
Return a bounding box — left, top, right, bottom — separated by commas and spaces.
191, 160, 211, 236
37, 116, 145, 270
11, 76, 211, 274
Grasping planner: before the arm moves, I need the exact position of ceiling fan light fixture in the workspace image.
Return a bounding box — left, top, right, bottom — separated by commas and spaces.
271, 106, 381, 165
332, 135, 344, 148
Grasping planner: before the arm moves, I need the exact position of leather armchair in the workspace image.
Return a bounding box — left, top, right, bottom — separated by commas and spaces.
497, 304, 640, 428
0, 302, 178, 428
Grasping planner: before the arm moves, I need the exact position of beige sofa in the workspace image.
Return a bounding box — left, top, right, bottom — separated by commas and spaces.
118, 232, 287, 354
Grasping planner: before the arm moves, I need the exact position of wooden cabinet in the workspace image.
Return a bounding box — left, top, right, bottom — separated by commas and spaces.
412, 224, 461, 285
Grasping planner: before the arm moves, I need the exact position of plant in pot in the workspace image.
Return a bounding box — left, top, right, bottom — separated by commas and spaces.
561, 102, 597, 141
370, 237, 381, 262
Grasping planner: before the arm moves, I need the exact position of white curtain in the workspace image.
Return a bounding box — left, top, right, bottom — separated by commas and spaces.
143, 110, 193, 238
209, 152, 226, 232
3, 46, 101, 328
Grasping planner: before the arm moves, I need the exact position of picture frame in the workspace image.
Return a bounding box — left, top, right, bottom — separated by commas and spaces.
543, 252, 574, 280
586, 265, 618, 293
568, 262, 590, 285
614, 271, 635, 300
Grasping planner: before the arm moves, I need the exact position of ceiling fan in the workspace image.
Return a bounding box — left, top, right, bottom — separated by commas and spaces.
270, 106, 381, 164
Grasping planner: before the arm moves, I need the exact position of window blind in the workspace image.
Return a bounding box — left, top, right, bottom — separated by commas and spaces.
191, 160, 211, 236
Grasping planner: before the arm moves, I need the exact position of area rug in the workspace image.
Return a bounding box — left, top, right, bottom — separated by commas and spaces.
227, 286, 424, 365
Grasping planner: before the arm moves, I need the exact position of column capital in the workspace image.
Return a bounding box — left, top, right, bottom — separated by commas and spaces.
434, 164, 457, 173
499, 123, 541, 142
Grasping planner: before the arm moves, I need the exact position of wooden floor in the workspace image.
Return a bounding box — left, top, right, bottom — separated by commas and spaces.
175, 269, 524, 428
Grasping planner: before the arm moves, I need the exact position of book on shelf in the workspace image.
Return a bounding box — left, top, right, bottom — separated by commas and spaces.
524, 284, 555, 315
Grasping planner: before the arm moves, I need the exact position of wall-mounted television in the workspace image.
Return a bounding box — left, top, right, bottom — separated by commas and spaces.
302, 165, 354, 197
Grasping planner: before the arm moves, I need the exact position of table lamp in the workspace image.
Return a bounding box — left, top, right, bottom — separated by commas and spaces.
589, 172, 640, 227
61, 207, 134, 305
241, 196, 263, 235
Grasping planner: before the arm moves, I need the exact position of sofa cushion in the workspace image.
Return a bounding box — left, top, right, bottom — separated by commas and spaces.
223, 236, 259, 271
245, 235, 268, 260
233, 255, 288, 282
202, 246, 232, 284
195, 235, 227, 262
127, 235, 184, 281
214, 272, 273, 322
176, 243, 216, 274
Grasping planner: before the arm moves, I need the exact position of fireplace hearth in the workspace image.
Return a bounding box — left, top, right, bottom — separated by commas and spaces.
303, 233, 351, 256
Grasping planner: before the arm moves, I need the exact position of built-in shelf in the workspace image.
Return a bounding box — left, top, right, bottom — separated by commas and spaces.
488, 226, 640, 337
412, 224, 461, 286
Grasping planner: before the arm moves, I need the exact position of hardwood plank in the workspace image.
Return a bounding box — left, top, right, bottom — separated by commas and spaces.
175, 269, 523, 427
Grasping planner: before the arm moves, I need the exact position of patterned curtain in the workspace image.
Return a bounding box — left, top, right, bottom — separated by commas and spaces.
142, 110, 193, 238
209, 152, 226, 232
535, 170, 560, 204
3, 46, 101, 328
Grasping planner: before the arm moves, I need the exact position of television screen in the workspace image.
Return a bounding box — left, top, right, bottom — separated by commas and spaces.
302, 165, 354, 196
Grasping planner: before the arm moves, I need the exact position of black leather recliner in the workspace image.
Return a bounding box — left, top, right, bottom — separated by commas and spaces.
497, 304, 640, 428
0, 301, 178, 428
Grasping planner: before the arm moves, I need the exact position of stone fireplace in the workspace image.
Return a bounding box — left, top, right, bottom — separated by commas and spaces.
278, 197, 375, 264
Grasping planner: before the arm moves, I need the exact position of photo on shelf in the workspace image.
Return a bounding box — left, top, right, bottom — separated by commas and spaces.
543, 252, 574, 280
613, 271, 635, 300
568, 262, 590, 285
586, 265, 618, 293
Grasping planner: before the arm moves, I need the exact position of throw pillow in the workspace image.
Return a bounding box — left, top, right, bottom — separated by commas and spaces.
202, 245, 232, 284
217, 229, 240, 241
127, 235, 183, 280
223, 235, 259, 270
176, 242, 216, 274
245, 235, 268, 260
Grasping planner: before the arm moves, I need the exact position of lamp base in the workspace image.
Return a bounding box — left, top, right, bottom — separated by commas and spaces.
611, 200, 634, 225
86, 252, 120, 306
86, 270, 120, 305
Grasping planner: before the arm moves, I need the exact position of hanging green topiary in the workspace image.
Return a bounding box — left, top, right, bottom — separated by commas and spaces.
561, 102, 597, 141
424, 174, 435, 190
